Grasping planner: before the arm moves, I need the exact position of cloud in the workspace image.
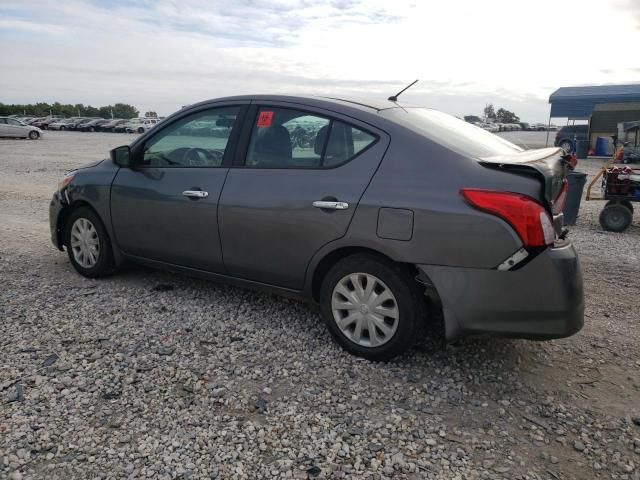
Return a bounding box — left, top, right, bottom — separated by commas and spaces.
0, 0, 639, 122
0, 19, 66, 34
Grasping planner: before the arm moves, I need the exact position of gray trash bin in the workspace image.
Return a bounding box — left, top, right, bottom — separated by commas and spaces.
575, 140, 589, 159
563, 171, 588, 226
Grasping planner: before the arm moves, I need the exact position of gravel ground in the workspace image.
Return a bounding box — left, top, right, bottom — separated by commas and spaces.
1, 131, 639, 480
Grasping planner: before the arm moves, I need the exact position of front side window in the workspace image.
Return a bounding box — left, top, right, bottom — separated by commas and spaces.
7, 119, 21, 126
141, 106, 240, 167
245, 107, 377, 168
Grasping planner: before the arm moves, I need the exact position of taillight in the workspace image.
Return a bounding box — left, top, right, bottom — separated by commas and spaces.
552, 179, 568, 215
461, 189, 555, 248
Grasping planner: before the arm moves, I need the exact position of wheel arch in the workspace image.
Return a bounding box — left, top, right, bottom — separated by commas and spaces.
56, 200, 122, 265
309, 245, 442, 306
309, 245, 445, 341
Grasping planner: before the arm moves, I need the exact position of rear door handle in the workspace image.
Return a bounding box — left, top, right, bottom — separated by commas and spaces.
182, 190, 208, 198
312, 200, 349, 210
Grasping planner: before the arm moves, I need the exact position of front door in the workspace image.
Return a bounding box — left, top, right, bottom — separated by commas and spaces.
110, 104, 245, 272
219, 104, 389, 289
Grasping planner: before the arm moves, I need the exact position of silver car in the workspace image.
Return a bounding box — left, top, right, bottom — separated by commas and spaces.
0, 117, 43, 139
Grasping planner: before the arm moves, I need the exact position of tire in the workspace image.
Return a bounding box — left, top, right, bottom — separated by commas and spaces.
559, 140, 573, 152
60, 126, 66, 131
89, 127, 95, 132
606, 200, 634, 214
28, 130, 40, 140
137, 127, 144, 134
319, 254, 425, 361
599, 204, 633, 232
64, 207, 114, 278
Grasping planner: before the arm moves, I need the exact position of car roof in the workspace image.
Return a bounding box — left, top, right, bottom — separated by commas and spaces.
188, 94, 414, 114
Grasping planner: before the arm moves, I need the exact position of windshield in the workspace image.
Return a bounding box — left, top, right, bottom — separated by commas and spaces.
384, 108, 523, 158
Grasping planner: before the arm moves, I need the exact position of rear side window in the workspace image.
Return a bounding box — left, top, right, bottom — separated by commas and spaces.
245, 107, 377, 168
384, 108, 523, 158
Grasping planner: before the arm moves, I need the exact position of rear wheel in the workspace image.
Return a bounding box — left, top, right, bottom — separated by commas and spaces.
599, 204, 633, 232
137, 127, 144, 134
319, 254, 424, 361
559, 139, 573, 152
64, 207, 114, 277
28, 130, 40, 140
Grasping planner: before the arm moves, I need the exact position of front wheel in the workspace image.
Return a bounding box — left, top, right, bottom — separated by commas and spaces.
137, 127, 144, 134
64, 207, 114, 277
28, 130, 40, 140
319, 254, 425, 361
599, 204, 633, 232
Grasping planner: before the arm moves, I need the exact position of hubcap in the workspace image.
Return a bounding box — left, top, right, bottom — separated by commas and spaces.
331, 273, 399, 348
70, 218, 100, 268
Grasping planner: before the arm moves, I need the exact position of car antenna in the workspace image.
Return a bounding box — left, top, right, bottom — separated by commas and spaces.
388, 79, 419, 102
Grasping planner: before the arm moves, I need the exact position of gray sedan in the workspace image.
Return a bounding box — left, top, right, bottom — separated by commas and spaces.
0, 117, 42, 139
49, 95, 583, 360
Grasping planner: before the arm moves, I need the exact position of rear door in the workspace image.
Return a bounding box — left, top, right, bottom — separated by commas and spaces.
218, 103, 389, 289
110, 103, 247, 272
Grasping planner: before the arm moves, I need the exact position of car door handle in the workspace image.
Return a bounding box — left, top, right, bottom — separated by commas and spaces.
312, 200, 349, 210
182, 190, 208, 198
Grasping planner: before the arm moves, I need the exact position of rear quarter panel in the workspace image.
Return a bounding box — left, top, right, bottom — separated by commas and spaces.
325, 127, 544, 270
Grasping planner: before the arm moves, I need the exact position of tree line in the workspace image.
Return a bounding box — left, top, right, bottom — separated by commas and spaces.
0, 102, 140, 119
464, 104, 520, 124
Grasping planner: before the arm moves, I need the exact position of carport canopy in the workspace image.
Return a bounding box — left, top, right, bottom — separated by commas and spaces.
548, 84, 640, 119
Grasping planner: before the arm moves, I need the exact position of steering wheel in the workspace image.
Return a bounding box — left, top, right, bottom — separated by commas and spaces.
182, 148, 221, 166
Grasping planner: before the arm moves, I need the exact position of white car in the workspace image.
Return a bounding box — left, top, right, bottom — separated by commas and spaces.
125, 118, 161, 134
0, 116, 43, 139
479, 123, 499, 133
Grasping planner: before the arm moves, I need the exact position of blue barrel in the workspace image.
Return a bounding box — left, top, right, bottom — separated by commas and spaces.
595, 137, 609, 156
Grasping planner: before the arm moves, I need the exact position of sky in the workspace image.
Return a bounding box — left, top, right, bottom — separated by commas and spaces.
1, 0, 639, 122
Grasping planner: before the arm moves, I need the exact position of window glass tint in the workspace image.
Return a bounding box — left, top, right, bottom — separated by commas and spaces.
246, 107, 376, 168
384, 108, 523, 158
142, 107, 239, 167
323, 121, 376, 167
246, 108, 330, 168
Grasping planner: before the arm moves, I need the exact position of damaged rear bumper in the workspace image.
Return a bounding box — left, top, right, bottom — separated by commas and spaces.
418, 242, 584, 341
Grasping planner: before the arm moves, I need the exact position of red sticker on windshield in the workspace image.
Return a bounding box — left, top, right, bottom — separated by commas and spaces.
257, 111, 274, 127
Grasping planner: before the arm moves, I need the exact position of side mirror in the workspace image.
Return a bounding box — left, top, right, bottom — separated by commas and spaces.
111, 145, 131, 167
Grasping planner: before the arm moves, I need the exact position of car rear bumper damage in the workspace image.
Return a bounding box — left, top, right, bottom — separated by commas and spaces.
418, 242, 584, 341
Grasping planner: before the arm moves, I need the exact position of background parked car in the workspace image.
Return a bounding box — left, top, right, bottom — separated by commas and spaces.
554, 125, 589, 152
72, 118, 101, 130
98, 119, 127, 132
0, 116, 43, 139
115, 118, 145, 133
32, 116, 65, 129
25, 117, 46, 125
125, 118, 160, 133
77, 119, 110, 132
49, 118, 83, 131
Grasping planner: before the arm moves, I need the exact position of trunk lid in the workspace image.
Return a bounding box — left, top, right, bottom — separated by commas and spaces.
479, 147, 571, 206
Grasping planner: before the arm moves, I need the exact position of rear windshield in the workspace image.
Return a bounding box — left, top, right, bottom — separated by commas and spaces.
383, 108, 523, 158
